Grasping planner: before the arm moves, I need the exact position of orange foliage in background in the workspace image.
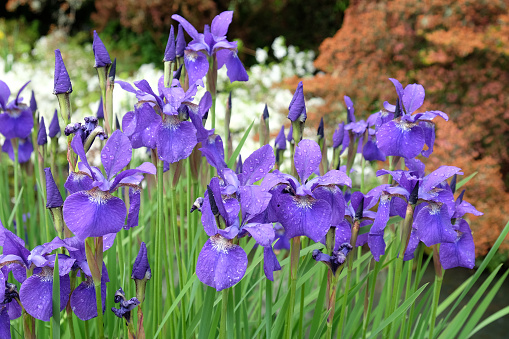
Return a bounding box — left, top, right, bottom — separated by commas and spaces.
300, 0, 509, 255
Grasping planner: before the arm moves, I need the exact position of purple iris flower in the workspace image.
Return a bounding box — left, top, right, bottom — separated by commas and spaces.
19, 241, 76, 321
264, 139, 352, 243
54, 49, 72, 94
37, 117, 48, 146
0, 282, 22, 339
164, 25, 176, 62
45, 168, 64, 208
119, 76, 200, 163
132, 242, 151, 281
288, 82, 306, 123
196, 144, 281, 290
0, 80, 34, 139
96, 97, 104, 119
312, 243, 353, 275
70, 263, 109, 320
375, 78, 448, 159
275, 125, 286, 151
334, 186, 388, 256
2, 137, 33, 163
376, 166, 470, 262
30, 90, 37, 114
111, 288, 140, 322
93, 31, 112, 68
176, 24, 186, 58
49, 109, 60, 138
63, 130, 156, 239
171, 11, 249, 84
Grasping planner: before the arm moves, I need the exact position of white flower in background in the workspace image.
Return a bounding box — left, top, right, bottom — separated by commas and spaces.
272, 36, 287, 59
255, 48, 268, 64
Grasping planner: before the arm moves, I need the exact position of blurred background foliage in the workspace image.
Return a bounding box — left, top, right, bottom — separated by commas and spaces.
1, 0, 509, 261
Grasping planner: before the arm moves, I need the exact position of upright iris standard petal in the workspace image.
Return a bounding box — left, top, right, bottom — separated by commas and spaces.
48, 109, 60, 138
63, 189, 127, 239
211, 11, 233, 36
196, 236, 248, 291
363, 138, 386, 161
275, 194, 331, 242
53, 49, 72, 94
44, 168, 64, 208
344, 96, 355, 123
414, 202, 456, 247
402, 84, 425, 114
93, 31, 112, 67
287, 82, 306, 122
156, 114, 197, 164
37, 117, 47, 145
101, 130, 133, 180
240, 144, 275, 185
294, 139, 321, 183
376, 120, 424, 159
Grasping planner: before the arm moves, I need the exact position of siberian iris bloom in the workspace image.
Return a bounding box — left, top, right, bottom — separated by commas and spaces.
171, 11, 249, 84
264, 139, 352, 243
196, 144, 282, 290
119, 76, 200, 163
375, 78, 448, 159
0, 80, 34, 139
63, 130, 156, 239
49, 109, 61, 138
2, 137, 33, 163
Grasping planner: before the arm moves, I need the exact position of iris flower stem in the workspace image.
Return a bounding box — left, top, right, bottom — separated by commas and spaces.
405, 243, 424, 338
265, 280, 272, 339
326, 269, 340, 339
362, 258, 380, 339
219, 289, 228, 339
186, 158, 193, 266
400, 258, 413, 338
154, 159, 165, 332
429, 245, 443, 339
106, 82, 114, 133
388, 204, 414, 337
96, 67, 112, 135
170, 186, 184, 320
206, 56, 218, 130
12, 138, 23, 238
285, 236, 301, 339
85, 237, 104, 339
339, 220, 359, 337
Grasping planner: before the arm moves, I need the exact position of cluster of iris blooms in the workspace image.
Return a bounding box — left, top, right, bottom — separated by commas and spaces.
0, 10, 482, 339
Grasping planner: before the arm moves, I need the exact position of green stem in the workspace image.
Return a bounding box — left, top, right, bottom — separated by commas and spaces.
362, 259, 380, 339
429, 245, 443, 339
85, 237, 104, 339
265, 280, 272, 339
12, 138, 23, 239
154, 159, 165, 332
285, 236, 301, 339
405, 244, 424, 338
219, 289, 229, 339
